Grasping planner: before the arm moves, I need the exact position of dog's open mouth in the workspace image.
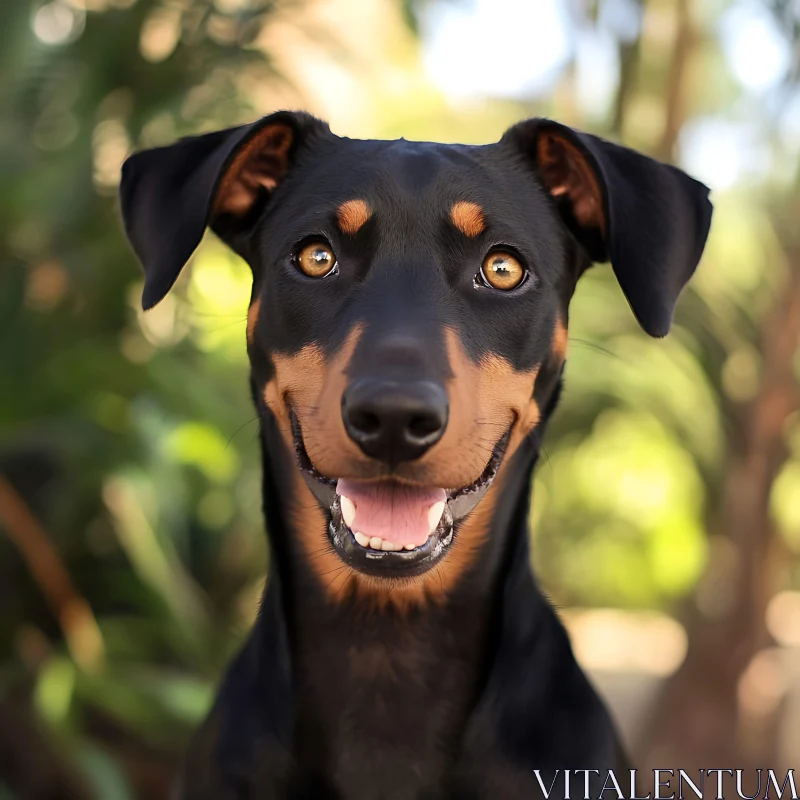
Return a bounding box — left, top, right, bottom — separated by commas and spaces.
290, 414, 509, 577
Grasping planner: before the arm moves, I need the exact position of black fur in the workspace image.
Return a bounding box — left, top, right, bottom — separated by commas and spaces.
119, 111, 712, 799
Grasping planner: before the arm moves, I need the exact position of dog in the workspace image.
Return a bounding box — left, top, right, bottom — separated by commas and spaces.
119, 111, 712, 799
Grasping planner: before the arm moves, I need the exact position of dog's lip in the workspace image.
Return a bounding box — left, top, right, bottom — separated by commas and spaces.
289, 411, 509, 577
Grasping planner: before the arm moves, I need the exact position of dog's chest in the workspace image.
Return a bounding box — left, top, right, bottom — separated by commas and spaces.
293, 630, 480, 799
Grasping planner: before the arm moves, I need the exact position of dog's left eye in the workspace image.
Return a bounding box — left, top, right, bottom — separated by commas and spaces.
294, 241, 338, 278
478, 251, 526, 291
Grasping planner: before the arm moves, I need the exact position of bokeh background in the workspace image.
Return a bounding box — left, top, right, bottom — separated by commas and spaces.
1, 0, 800, 796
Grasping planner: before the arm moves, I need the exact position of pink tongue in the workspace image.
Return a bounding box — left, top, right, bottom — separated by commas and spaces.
336, 479, 446, 547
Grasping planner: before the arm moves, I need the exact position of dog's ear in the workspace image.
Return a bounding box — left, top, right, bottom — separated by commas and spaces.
502, 119, 712, 337
119, 111, 329, 309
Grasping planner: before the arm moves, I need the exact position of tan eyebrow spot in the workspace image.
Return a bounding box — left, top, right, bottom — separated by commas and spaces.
450, 201, 485, 237
337, 199, 372, 235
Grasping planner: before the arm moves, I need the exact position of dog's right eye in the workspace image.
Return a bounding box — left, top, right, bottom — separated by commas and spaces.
294, 241, 338, 278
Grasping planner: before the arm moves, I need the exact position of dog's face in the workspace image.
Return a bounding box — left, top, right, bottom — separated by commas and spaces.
120, 112, 711, 601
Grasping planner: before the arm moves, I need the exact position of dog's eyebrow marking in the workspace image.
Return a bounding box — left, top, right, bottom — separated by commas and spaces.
450, 201, 485, 237
337, 199, 372, 235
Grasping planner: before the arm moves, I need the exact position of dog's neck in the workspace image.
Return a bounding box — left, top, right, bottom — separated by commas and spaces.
256, 430, 537, 789
242, 368, 561, 789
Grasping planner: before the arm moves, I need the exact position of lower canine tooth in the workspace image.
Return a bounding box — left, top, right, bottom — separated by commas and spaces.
354, 532, 370, 547
340, 495, 356, 528
369, 536, 383, 550
427, 500, 445, 532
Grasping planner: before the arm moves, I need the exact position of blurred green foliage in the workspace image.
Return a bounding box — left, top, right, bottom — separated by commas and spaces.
0, 0, 287, 794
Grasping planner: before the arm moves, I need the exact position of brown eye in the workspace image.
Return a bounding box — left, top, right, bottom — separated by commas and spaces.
479, 251, 526, 291
295, 241, 337, 278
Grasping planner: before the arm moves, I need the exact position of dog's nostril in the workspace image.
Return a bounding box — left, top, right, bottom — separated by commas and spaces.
351, 410, 381, 436
408, 414, 441, 439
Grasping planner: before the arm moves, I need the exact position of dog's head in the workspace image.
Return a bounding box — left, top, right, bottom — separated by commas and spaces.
120, 111, 711, 602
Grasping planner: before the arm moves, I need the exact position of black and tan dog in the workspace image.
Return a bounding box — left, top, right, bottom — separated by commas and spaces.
119, 111, 711, 799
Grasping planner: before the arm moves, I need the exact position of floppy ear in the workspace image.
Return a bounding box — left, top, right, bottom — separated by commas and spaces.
119, 110, 329, 310
502, 119, 712, 337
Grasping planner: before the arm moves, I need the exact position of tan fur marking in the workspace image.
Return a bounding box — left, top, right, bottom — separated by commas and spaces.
337, 199, 372, 235
552, 316, 568, 361
442, 330, 540, 460
246, 296, 261, 345
263, 330, 361, 603
537, 133, 606, 234
450, 201, 485, 238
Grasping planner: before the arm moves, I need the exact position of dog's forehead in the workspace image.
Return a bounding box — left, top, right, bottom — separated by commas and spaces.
294, 135, 507, 210
369, 138, 487, 191
265, 134, 557, 258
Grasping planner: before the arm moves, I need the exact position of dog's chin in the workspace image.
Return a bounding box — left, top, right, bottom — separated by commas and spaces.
290, 414, 509, 579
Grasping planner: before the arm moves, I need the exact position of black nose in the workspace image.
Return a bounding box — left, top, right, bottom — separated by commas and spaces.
342, 379, 449, 465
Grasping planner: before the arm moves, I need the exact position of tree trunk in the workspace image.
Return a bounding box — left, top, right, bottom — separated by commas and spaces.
641, 229, 800, 769
655, 0, 692, 162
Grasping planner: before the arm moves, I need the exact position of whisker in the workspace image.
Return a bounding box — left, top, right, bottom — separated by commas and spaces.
539, 445, 554, 479
318, 564, 348, 580
567, 337, 617, 359
331, 568, 351, 598
227, 416, 260, 449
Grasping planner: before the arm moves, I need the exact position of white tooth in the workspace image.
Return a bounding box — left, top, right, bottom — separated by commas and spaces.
340, 495, 356, 528
381, 540, 401, 551
403, 543, 416, 550
369, 536, 383, 550
427, 501, 445, 532
354, 532, 370, 547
